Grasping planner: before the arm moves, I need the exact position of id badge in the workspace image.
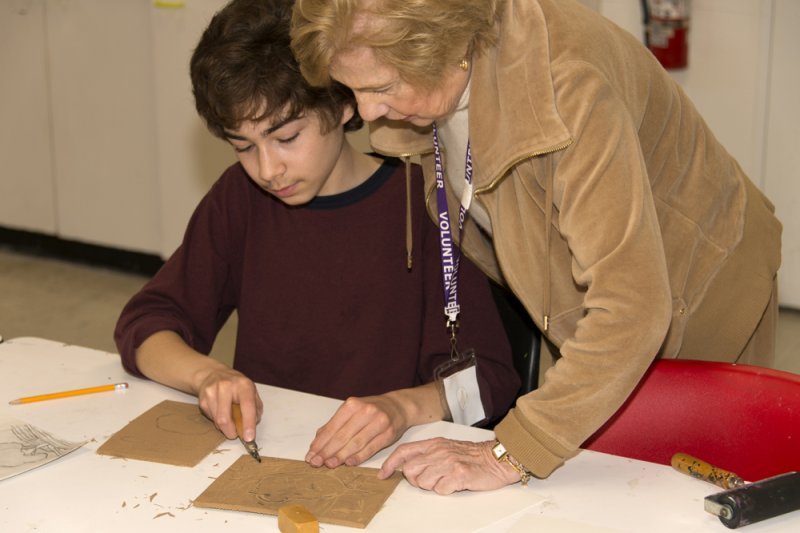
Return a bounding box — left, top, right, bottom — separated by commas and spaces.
434, 349, 486, 426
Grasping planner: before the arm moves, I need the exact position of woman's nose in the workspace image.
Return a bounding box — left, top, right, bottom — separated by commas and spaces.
356, 97, 389, 122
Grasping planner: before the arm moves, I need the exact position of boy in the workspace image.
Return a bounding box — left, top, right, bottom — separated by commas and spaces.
114, 0, 518, 468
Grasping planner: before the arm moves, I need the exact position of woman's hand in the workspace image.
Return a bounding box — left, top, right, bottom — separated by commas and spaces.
378, 438, 521, 494
305, 382, 445, 468
196, 366, 263, 441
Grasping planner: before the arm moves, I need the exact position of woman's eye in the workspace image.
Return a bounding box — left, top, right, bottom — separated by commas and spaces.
366, 83, 394, 95
233, 144, 254, 153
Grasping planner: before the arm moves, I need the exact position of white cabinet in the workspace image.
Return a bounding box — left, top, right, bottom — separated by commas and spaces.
0, 1, 55, 234
1, 0, 161, 254
46, 0, 161, 253
150, 0, 235, 258
0, 1, 234, 257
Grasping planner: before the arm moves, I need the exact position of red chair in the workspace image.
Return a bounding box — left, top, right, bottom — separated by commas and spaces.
581, 359, 800, 482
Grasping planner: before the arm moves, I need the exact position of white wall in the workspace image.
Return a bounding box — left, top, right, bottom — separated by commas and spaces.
600, 0, 771, 185
763, 0, 800, 308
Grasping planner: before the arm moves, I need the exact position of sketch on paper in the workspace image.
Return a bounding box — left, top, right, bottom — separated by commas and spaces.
0, 414, 86, 481
194, 455, 403, 528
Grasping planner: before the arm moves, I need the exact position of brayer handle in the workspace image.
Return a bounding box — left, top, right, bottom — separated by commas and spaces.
704, 471, 800, 529
671, 453, 745, 490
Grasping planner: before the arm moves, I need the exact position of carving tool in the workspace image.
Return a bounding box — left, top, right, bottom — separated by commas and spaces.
671, 453, 800, 529
231, 403, 261, 462
671, 452, 745, 490
9, 382, 129, 405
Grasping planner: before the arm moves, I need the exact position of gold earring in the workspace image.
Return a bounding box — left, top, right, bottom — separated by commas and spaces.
459, 58, 469, 71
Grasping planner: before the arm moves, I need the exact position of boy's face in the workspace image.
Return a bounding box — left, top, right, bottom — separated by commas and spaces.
224, 107, 353, 205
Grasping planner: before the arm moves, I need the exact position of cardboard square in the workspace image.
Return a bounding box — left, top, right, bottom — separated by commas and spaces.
96, 400, 224, 467
194, 455, 403, 528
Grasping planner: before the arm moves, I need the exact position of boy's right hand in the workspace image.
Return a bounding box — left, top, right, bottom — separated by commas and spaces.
196, 366, 263, 442
135, 331, 263, 442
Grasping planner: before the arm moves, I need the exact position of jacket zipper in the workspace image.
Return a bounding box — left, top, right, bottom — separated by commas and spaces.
473, 139, 573, 197
472, 139, 573, 333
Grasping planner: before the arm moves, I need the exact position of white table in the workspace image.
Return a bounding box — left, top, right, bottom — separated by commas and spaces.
0, 337, 796, 532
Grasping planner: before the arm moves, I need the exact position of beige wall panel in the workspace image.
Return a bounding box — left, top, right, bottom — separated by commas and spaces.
46, 0, 160, 253
0, 1, 56, 234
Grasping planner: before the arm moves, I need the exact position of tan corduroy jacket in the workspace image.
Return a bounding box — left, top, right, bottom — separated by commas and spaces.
369, 0, 782, 478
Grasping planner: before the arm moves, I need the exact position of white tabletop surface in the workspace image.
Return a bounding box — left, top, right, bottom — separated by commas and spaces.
0, 337, 797, 532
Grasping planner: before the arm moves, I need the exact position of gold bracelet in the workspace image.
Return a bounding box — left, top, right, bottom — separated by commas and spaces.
491, 440, 531, 487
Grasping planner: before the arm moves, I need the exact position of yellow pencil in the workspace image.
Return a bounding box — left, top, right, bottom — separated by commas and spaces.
8, 382, 129, 405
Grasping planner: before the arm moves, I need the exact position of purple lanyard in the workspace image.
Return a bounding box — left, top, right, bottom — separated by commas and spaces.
432, 124, 473, 328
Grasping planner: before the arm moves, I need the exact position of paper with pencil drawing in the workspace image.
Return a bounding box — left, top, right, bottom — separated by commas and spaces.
0, 412, 86, 481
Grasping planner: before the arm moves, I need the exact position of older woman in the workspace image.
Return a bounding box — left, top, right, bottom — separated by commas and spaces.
291, 0, 782, 493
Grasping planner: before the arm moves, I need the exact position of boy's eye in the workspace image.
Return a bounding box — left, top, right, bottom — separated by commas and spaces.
277, 132, 300, 144
233, 144, 254, 153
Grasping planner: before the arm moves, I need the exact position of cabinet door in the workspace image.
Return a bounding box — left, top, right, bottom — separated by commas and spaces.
0, 0, 56, 234
151, 0, 235, 258
46, 0, 160, 253
764, 0, 800, 308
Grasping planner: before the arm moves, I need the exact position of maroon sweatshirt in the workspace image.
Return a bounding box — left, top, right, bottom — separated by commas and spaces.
114, 158, 519, 423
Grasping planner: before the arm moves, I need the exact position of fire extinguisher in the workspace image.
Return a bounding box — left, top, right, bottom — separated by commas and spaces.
642, 0, 690, 70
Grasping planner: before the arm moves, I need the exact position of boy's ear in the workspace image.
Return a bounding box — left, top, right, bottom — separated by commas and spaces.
340, 103, 355, 126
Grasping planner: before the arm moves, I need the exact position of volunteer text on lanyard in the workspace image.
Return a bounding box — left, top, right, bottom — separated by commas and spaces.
432, 124, 485, 426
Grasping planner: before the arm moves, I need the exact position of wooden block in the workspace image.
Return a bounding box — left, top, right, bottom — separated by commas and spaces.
278, 504, 319, 533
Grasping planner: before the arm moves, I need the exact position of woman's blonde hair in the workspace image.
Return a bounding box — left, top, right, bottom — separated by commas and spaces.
291, 0, 502, 90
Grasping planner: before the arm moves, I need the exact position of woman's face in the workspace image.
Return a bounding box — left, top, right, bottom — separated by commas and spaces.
330, 46, 469, 127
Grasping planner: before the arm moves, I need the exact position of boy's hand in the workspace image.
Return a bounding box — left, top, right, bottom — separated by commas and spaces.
196, 367, 263, 442
135, 331, 263, 442
305, 382, 445, 468
305, 393, 409, 468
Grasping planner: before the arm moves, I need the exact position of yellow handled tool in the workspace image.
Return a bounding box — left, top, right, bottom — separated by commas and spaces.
232, 403, 261, 463
671, 452, 744, 490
